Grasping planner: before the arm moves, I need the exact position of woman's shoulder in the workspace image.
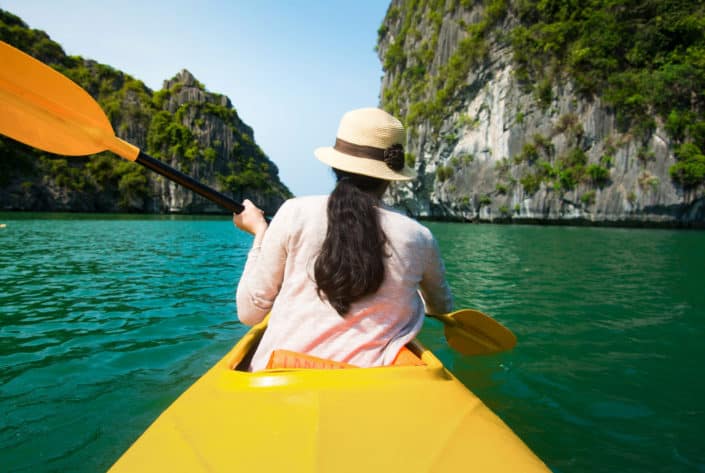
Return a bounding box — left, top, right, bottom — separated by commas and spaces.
267, 196, 329, 240
289, 195, 329, 206
269, 196, 328, 229
378, 204, 434, 241
275, 195, 328, 214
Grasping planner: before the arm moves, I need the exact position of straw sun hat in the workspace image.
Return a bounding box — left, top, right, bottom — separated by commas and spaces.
314, 108, 416, 181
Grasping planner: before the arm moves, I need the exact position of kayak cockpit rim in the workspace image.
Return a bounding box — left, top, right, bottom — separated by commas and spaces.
222, 318, 452, 386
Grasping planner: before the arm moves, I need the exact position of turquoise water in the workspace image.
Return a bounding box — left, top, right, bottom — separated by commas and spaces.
1, 213, 704, 472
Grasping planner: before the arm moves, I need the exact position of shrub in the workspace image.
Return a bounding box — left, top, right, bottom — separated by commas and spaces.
520, 173, 541, 194
586, 164, 610, 187
384, 40, 405, 71
377, 24, 389, 41
555, 113, 579, 134
637, 147, 655, 163
669, 143, 705, 188
203, 147, 217, 163
515, 143, 539, 164
536, 78, 553, 107
405, 152, 416, 168
558, 167, 582, 191
689, 121, 705, 150
581, 190, 597, 206
532, 133, 553, 155
537, 160, 558, 179
443, 132, 458, 145
495, 158, 511, 174
460, 153, 475, 164
458, 113, 478, 128
600, 154, 614, 167
665, 109, 689, 142
562, 148, 588, 167
522, 143, 540, 163
436, 165, 454, 182
675, 143, 701, 162
638, 171, 660, 190
117, 169, 148, 209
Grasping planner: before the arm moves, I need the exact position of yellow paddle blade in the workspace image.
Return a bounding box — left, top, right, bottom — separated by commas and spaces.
0, 41, 138, 160
432, 309, 517, 356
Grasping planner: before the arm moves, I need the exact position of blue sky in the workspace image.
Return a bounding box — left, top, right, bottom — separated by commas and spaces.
2, 0, 390, 197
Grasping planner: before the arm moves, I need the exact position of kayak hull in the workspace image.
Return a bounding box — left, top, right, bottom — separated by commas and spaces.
109, 319, 549, 472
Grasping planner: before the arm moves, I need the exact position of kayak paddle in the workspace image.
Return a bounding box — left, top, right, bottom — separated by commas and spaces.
0, 42, 518, 356
427, 309, 517, 355
0, 41, 244, 213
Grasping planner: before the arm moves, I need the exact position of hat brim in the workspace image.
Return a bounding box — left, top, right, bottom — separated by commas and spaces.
314, 147, 416, 181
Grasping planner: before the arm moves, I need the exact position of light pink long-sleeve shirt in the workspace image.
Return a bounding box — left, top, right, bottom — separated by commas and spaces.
236, 195, 453, 371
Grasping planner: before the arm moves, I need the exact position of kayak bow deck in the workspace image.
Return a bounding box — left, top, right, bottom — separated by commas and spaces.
109, 319, 549, 472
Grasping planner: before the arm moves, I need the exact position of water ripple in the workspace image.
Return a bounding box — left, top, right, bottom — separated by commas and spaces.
1, 215, 704, 473
0, 214, 250, 472
426, 222, 705, 473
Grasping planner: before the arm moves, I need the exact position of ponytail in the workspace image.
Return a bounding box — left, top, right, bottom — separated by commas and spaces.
314, 170, 388, 315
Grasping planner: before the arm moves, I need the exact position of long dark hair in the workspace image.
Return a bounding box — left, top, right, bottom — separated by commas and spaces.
314, 169, 388, 315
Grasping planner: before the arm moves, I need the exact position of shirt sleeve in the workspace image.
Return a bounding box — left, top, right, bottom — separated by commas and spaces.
235, 200, 291, 326
418, 234, 453, 315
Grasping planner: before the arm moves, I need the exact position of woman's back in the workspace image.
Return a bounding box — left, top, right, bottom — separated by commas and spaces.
237, 195, 452, 371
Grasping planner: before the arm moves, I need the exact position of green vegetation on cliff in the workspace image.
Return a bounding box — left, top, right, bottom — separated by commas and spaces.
379, 0, 508, 131
378, 0, 705, 189
510, 0, 705, 188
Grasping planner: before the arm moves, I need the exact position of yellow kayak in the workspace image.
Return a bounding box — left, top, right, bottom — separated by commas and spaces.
109, 319, 549, 472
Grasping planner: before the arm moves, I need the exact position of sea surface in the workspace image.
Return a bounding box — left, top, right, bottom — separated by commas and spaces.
1, 212, 703, 472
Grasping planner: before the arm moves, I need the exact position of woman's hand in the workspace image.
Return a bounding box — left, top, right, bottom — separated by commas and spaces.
233, 199, 268, 236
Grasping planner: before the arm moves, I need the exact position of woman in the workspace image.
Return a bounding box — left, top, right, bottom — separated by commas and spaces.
234, 107, 452, 371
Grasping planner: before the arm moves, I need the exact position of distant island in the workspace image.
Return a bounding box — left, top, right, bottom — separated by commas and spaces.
0, 9, 291, 215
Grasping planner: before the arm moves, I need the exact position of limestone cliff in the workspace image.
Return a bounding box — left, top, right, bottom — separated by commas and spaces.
145, 69, 290, 213
0, 9, 291, 214
377, 0, 705, 227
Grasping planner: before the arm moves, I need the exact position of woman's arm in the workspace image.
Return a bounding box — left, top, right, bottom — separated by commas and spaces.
419, 236, 453, 315
234, 199, 288, 326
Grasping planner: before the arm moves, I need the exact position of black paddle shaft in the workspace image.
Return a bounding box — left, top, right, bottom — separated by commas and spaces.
135, 151, 245, 214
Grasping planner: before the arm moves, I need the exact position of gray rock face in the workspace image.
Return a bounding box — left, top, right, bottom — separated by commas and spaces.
377, 1, 704, 227
147, 69, 289, 214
